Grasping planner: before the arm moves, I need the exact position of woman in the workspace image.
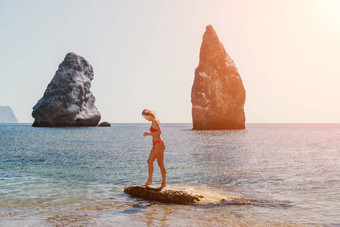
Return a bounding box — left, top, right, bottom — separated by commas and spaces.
142, 109, 166, 187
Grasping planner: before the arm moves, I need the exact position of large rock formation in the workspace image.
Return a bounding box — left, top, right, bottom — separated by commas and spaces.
0, 106, 18, 123
191, 25, 246, 130
32, 53, 101, 127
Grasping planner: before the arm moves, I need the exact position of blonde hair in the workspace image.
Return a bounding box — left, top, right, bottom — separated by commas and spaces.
142, 109, 155, 118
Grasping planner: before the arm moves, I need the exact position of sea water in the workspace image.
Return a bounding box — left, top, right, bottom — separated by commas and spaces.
0, 123, 339, 226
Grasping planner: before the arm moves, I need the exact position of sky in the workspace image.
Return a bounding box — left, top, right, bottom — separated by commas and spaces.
0, 0, 339, 123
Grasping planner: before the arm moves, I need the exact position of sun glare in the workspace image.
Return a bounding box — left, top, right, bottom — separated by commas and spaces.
311, 0, 340, 30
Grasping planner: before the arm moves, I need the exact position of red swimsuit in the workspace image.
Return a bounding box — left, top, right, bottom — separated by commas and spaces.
150, 126, 165, 147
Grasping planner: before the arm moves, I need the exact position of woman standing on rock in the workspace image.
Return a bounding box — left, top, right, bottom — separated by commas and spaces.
142, 109, 166, 188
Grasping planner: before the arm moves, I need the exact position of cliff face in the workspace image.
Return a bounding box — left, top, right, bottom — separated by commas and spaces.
191, 25, 246, 130
32, 53, 101, 127
0, 106, 18, 123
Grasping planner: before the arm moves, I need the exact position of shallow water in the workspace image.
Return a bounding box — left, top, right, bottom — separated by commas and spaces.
0, 123, 339, 226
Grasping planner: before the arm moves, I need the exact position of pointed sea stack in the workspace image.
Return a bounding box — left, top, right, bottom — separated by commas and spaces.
32, 53, 101, 127
191, 25, 246, 130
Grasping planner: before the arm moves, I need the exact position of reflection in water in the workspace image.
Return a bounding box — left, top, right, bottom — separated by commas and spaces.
143, 203, 174, 227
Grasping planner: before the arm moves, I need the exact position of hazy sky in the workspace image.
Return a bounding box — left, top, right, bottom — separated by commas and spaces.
0, 0, 339, 123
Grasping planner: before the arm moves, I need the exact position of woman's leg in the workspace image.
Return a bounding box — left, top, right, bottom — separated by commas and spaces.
143, 148, 156, 185
154, 143, 166, 187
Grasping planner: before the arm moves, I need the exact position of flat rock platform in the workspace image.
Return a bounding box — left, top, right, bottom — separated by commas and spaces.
124, 185, 240, 205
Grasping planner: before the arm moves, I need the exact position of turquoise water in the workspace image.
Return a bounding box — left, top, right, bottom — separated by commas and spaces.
0, 123, 339, 226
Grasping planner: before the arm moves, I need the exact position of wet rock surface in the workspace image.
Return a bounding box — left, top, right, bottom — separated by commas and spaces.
32, 53, 101, 127
124, 185, 292, 208
191, 25, 246, 130
124, 185, 238, 205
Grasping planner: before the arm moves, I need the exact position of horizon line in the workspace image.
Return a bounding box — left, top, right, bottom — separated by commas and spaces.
3, 122, 340, 125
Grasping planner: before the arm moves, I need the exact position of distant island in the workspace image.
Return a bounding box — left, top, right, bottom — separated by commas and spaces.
0, 106, 18, 123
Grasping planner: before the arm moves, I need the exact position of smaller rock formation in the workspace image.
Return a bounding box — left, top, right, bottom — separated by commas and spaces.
124, 185, 292, 207
0, 106, 18, 123
124, 185, 239, 204
191, 25, 246, 130
98, 121, 111, 127
32, 52, 101, 127
124, 185, 203, 204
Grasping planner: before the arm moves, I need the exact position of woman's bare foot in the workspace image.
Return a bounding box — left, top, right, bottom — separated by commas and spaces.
160, 183, 166, 188
142, 181, 152, 186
